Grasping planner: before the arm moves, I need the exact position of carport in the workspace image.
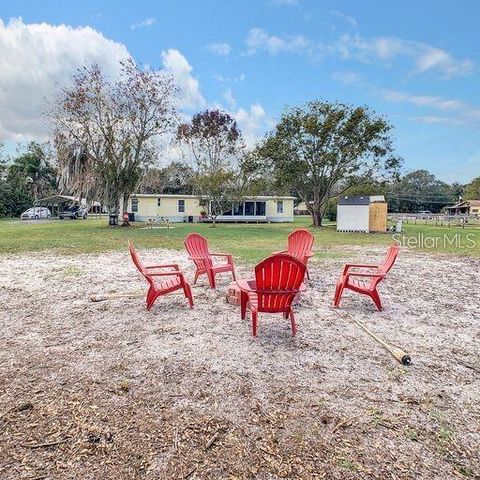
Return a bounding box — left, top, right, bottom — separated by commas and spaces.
35, 195, 79, 218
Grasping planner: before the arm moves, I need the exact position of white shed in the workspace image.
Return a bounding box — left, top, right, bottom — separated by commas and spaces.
337, 196, 387, 233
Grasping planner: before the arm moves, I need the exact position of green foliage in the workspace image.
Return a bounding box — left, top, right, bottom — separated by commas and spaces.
256, 100, 401, 226
0, 182, 33, 217
387, 170, 457, 213
343, 177, 387, 197
464, 177, 480, 200
0, 141, 57, 217
324, 199, 337, 221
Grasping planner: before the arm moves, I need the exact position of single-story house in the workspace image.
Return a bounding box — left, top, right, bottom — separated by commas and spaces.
337, 195, 387, 233
294, 201, 310, 215
127, 194, 295, 223
444, 200, 480, 215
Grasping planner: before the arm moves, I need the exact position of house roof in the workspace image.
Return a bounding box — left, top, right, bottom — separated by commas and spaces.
445, 200, 480, 210
445, 201, 470, 210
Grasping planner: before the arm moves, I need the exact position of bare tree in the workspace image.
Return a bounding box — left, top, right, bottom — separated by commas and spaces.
47, 59, 178, 219
176, 110, 245, 226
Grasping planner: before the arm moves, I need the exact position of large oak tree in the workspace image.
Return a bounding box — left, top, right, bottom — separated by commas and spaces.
256, 100, 401, 226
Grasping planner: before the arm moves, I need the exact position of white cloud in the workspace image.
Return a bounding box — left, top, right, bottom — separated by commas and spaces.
331, 71, 361, 85
409, 116, 464, 127
330, 10, 357, 27
380, 89, 469, 112
130, 18, 156, 30
0, 17, 130, 141
379, 88, 480, 126
222, 88, 236, 108
335, 34, 473, 78
214, 72, 245, 83
245, 27, 473, 78
207, 42, 231, 56
232, 103, 272, 148
415, 46, 473, 77
161, 49, 206, 109
246, 28, 314, 56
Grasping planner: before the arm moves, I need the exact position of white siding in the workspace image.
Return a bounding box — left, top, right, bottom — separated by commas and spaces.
337, 205, 370, 232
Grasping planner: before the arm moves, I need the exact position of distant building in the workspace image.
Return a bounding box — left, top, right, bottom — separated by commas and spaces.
127, 194, 295, 223
294, 201, 310, 215
444, 200, 480, 215
337, 195, 387, 233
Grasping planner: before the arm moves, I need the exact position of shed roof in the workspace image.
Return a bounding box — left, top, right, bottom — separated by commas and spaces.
338, 196, 370, 206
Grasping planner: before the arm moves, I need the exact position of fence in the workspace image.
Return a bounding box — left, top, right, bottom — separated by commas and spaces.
388, 213, 480, 228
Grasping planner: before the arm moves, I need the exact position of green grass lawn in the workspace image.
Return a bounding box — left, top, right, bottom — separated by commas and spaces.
1, 216, 479, 263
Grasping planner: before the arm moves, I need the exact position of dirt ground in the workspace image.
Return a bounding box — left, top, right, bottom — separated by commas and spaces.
0, 246, 479, 479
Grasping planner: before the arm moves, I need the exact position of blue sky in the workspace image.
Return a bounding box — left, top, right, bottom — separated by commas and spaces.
1, 0, 479, 182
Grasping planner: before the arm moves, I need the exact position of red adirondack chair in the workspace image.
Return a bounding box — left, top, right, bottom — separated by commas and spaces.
128, 241, 193, 310
237, 254, 307, 336
333, 245, 400, 311
184, 233, 236, 289
274, 228, 314, 278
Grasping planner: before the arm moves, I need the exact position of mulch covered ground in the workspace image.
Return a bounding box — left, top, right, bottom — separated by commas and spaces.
0, 246, 479, 479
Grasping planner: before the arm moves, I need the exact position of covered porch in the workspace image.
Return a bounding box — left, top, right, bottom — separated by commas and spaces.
207, 200, 268, 223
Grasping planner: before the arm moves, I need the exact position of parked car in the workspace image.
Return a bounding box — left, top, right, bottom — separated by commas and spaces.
59, 205, 88, 220
417, 210, 433, 218
20, 207, 51, 220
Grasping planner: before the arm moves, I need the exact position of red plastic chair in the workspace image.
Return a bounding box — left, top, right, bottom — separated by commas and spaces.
333, 245, 400, 311
237, 254, 307, 336
274, 229, 314, 278
184, 233, 236, 289
128, 241, 193, 310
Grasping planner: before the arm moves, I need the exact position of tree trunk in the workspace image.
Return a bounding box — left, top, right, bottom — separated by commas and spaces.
118, 195, 125, 217
311, 208, 322, 227
211, 215, 217, 228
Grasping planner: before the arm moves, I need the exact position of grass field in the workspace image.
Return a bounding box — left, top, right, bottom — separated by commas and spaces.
1, 216, 479, 262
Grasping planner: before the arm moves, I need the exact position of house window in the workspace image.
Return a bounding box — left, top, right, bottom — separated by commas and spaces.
244, 201, 255, 215
131, 198, 139, 213
277, 201, 284, 214
178, 199, 185, 213
255, 201, 266, 216
157, 198, 161, 207
222, 205, 233, 215
233, 202, 244, 216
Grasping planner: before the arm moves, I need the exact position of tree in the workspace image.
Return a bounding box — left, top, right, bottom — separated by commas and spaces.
0, 141, 57, 217
464, 177, 480, 200
47, 59, 178, 219
0, 140, 6, 180
387, 170, 456, 213
139, 162, 194, 194
176, 110, 245, 226
256, 101, 401, 226
7, 142, 57, 201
